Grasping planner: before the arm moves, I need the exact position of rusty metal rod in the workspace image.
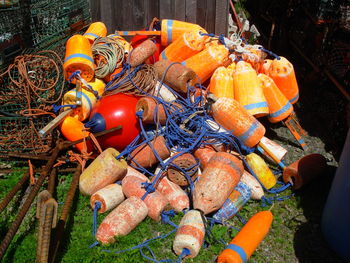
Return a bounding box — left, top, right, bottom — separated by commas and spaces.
7, 153, 51, 160
0, 172, 29, 214
47, 168, 57, 196
0, 167, 78, 175
49, 165, 81, 263
0, 142, 63, 260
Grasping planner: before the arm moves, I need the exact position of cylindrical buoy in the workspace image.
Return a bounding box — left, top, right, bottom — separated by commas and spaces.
130, 136, 171, 168
122, 167, 168, 221
233, 61, 268, 117
258, 136, 288, 162
193, 152, 244, 214
260, 59, 272, 74
160, 30, 208, 62
193, 145, 216, 170
136, 97, 167, 125
246, 153, 276, 189
217, 211, 273, 263
283, 153, 327, 190
209, 67, 234, 100
268, 56, 299, 104
213, 182, 252, 222
211, 97, 266, 148
129, 39, 157, 67
60, 116, 92, 153
242, 47, 265, 72
63, 35, 95, 83
183, 43, 230, 83
96, 196, 148, 244
79, 148, 128, 195
227, 62, 236, 72
90, 183, 125, 213
62, 78, 106, 121
161, 19, 207, 47
155, 81, 177, 102
240, 171, 264, 200
173, 210, 205, 258
154, 176, 189, 212
258, 73, 293, 123
167, 152, 198, 186
84, 22, 107, 44
154, 60, 196, 93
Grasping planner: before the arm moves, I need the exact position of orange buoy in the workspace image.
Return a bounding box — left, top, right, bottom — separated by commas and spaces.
257, 136, 288, 163
79, 148, 128, 195
96, 196, 148, 244
258, 73, 293, 123
173, 210, 205, 258
63, 35, 95, 83
217, 210, 273, 263
60, 116, 91, 153
129, 39, 157, 67
240, 171, 264, 200
154, 60, 196, 93
122, 167, 168, 221
227, 62, 236, 72
242, 46, 265, 72
84, 22, 107, 44
183, 43, 230, 83
209, 66, 234, 99
193, 152, 244, 214
268, 57, 299, 104
167, 152, 198, 186
136, 97, 167, 125
233, 61, 268, 117
193, 145, 216, 170
160, 30, 208, 62
161, 19, 207, 47
246, 153, 276, 189
107, 34, 133, 54
211, 97, 266, 148
260, 59, 272, 74
154, 176, 189, 212
90, 184, 125, 213
130, 136, 171, 168
62, 78, 105, 121
103, 67, 123, 83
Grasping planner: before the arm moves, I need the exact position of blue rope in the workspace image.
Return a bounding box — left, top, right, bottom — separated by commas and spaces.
92, 201, 101, 237
52, 104, 77, 113
68, 70, 81, 83
258, 46, 281, 60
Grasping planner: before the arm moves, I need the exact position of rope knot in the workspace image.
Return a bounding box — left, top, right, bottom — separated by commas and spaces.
141, 182, 156, 194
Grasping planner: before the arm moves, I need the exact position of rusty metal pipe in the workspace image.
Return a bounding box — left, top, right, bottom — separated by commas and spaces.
47, 168, 57, 196
0, 142, 62, 260
0, 172, 29, 214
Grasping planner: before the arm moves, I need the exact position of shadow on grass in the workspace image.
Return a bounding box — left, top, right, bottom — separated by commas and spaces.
293, 165, 345, 263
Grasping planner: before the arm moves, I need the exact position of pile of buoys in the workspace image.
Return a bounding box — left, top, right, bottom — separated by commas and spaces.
52, 18, 325, 262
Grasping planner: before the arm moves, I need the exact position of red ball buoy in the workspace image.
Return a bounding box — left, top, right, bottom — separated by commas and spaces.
87, 94, 140, 151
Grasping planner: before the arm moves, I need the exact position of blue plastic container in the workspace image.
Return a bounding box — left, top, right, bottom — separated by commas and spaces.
322, 130, 350, 261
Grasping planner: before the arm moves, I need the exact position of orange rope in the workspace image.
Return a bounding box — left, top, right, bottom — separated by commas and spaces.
28, 160, 35, 185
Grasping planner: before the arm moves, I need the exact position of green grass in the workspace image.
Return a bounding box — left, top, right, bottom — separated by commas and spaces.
0, 167, 344, 263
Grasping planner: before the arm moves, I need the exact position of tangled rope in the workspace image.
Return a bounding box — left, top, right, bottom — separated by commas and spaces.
103, 64, 157, 96
92, 37, 125, 78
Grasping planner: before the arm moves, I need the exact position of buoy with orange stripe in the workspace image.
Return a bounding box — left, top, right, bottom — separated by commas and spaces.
122, 167, 168, 221
246, 153, 276, 189
260, 59, 272, 74
240, 171, 264, 200
128, 39, 157, 67
62, 78, 105, 121
193, 152, 244, 214
258, 73, 293, 123
209, 66, 234, 99
210, 96, 266, 148
268, 56, 299, 104
213, 182, 252, 222
193, 145, 216, 170
160, 30, 208, 62
256, 136, 288, 164
60, 116, 92, 153
79, 148, 128, 196
153, 176, 189, 212
160, 19, 207, 47
63, 35, 95, 83
167, 152, 198, 186
183, 42, 230, 83
233, 61, 268, 117
217, 210, 273, 263
96, 196, 148, 244
90, 183, 125, 213
84, 22, 107, 44
173, 210, 205, 258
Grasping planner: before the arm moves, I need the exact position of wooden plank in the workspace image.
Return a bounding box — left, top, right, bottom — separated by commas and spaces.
174, 0, 186, 21
215, 0, 229, 35
204, 0, 216, 33
185, 0, 196, 23
159, 0, 175, 19
196, 0, 207, 29
147, 0, 160, 24
113, 0, 123, 31
133, 0, 146, 29
121, 0, 134, 31
100, 0, 115, 34
89, 0, 101, 21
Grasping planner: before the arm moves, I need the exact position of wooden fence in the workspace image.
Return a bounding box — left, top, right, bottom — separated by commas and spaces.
90, 0, 229, 35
